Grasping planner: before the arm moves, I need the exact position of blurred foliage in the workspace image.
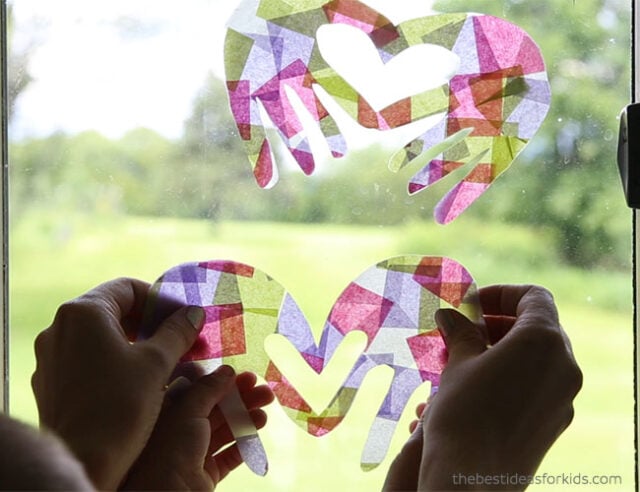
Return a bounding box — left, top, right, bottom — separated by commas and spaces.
8, 0, 633, 269
7, 4, 33, 121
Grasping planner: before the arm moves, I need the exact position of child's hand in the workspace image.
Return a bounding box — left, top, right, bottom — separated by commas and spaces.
123, 367, 274, 491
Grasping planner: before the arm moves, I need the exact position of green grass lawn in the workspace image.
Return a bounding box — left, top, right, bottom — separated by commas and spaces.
8, 213, 635, 491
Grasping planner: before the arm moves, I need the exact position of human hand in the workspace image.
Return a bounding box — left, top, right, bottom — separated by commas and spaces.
32, 278, 206, 490
383, 285, 582, 491
0, 413, 94, 491
123, 367, 274, 491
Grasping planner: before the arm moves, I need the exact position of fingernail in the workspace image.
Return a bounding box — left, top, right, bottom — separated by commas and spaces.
435, 309, 456, 339
215, 364, 235, 378
186, 306, 205, 332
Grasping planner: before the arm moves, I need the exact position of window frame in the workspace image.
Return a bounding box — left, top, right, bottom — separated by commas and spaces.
0, 0, 636, 477
0, 0, 7, 415
634, 0, 639, 482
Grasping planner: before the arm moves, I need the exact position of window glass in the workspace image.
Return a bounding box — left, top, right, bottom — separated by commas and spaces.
7, 0, 634, 490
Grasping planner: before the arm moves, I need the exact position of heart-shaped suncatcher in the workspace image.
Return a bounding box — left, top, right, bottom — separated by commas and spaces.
140, 256, 481, 475
224, 0, 550, 223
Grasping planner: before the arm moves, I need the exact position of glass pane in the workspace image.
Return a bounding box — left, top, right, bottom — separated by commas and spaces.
8, 0, 634, 490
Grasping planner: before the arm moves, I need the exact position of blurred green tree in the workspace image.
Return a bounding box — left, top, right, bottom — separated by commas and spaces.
169, 73, 271, 220
7, 4, 33, 121
117, 127, 176, 215
10, 131, 129, 217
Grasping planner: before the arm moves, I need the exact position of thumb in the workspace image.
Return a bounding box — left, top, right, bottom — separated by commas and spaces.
142, 305, 205, 373
435, 308, 487, 366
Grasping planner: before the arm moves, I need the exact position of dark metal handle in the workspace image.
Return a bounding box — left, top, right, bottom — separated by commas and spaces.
617, 103, 640, 208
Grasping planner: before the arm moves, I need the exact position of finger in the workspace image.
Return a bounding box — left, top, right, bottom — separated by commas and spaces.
480, 285, 564, 351
235, 372, 275, 409
164, 376, 192, 405
46, 279, 150, 346
479, 285, 558, 322
236, 372, 257, 392
79, 277, 150, 325
478, 284, 531, 316
435, 309, 487, 366
205, 443, 243, 485
172, 365, 236, 418
484, 315, 515, 345
409, 390, 436, 434
209, 376, 274, 411
164, 376, 271, 418
141, 306, 205, 372
409, 400, 428, 432
242, 385, 275, 409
